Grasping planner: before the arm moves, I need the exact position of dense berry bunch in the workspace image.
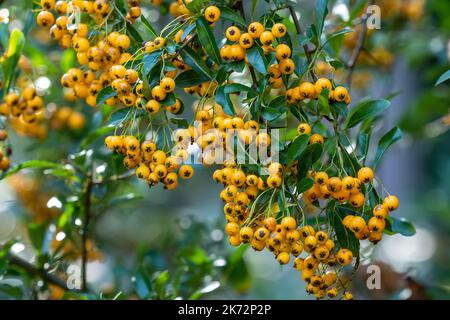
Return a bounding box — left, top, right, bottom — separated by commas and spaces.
20, 1, 411, 299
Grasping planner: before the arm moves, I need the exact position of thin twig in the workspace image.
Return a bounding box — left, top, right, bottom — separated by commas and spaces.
8, 254, 72, 291
81, 173, 93, 291
92, 171, 135, 185
346, 0, 374, 86
288, 5, 317, 81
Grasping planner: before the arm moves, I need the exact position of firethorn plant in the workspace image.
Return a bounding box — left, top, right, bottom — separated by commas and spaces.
0, 0, 416, 300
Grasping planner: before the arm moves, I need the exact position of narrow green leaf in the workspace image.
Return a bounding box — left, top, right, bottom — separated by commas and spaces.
356, 132, 370, 162
180, 46, 213, 79
218, 5, 246, 27
126, 22, 143, 43
435, 69, 450, 86
1, 28, 25, 93
297, 177, 314, 194
196, 17, 221, 65
246, 46, 268, 74
140, 15, 157, 38
224, 83, 256, 95
316, 0, 329, 36
334, 206, 360, 256
385, 217, 416, 237
287, 134, 310, 165
143, 51, 162, 75
373, 126, 402, 169
96, 86, 117, 106
1, 160, 73, 180
215, 85, 235, 115
345, 99, 391, 129
80, 126, 114, 148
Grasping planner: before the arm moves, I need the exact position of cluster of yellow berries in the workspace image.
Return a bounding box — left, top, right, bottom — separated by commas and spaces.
49, 106, 86, 132
104, 135, 194, 190
0, 84, 47, 139
0, 87, 43, 124
220, 21, 290, 67
225, 212, 354, 299
286, 77, 351, 104
37, 0, 112, 31
343, 194, 399, 244
0, 129, 9, 172
123, 0, 142, 23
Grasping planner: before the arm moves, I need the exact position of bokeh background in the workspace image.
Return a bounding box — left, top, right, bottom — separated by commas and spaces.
0, 0, 449, 299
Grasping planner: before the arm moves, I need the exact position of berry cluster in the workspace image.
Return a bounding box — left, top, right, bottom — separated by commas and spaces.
104, 135, 194, 190
26, 1, 408, 300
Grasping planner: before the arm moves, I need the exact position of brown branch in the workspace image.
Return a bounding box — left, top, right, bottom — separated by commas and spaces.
8, 254, 72, 291
346, 0, 374, 86
288, 5, 317, 82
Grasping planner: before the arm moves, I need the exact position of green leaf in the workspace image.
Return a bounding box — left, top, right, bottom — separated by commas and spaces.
60, 49, 76, 72
180, 46, 213, 79
296, 143, 323, 178
175, 70, 210, 88
196, 17, 221, 65
140, 15, 157, 38
153, 270, 170, 298
316, 0, 329, 36
435, 69, 450, 86
297, 177, 314, 194
170, 118, 189, 128
385, 217, 416, 237
251, 0, 258, 17
96, 86, 117, 106
224, 246, 251, 294
143, 51, 162, 76
106, 108, 145, 126
28, 223, 48, 254
333, 206, 360, 256
126, 21, 143, 43
218, 5, 246, 27
356, 132, 370, 162
287, 134, 310, 165
317, 89, 332, 117
215, 85, 235, 115
246, 46, 268, 74
324, 28, 353, 44
1, 160, 73, 180
109, 193, 143, 207
1, 28, 25, 94
350, 0, 369, 21
224, 83, 256, 95
58, 203, 75, 228
373, 127, 402, 169
80, 126, 115, 148
185, 0, 207, 13
345, 99, 391, 129
262, 107, 286, 122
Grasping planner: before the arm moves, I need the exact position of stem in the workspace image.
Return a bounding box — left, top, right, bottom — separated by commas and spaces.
8, 254, 73, 292
346, 0, 374, 86
234, 0, 259, 89
288, 5, 317, 81
81, 173, 93, 292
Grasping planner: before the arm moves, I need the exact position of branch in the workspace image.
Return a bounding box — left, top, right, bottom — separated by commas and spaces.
8, 254, 72, 291
288, 5, 317, 82
346, 1, 374, 86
